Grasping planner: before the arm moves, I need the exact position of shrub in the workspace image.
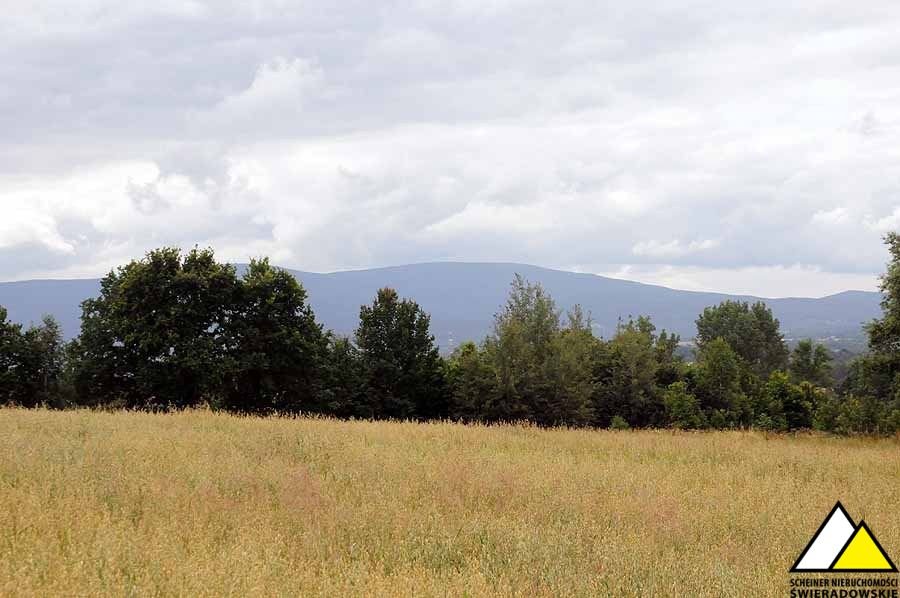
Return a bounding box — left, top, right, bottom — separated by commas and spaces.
608, 415, 630, 430
663, 382, 706, 429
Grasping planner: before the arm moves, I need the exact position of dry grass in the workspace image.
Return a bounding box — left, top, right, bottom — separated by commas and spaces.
1, 408, 898, 597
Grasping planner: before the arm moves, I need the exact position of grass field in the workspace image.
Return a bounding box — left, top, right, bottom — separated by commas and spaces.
1, 409, 898, 597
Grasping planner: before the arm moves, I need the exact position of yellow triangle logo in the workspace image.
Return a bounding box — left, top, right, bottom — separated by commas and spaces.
832, 522, 897, 572
791, 502, 898, 573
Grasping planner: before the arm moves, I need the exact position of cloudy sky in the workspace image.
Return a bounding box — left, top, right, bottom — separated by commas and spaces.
2, 1, 899, 297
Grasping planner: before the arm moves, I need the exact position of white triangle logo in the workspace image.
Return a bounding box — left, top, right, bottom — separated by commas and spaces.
792, 503, 856, 571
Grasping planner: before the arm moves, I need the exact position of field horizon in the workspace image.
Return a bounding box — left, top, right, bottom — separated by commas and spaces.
2, 408, 899, 597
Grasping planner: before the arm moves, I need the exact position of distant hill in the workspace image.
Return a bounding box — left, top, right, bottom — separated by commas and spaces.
0, 263, 882, 352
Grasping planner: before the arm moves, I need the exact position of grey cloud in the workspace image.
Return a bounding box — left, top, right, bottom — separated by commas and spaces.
1, 1, 900, 295
127, 181, 170, 215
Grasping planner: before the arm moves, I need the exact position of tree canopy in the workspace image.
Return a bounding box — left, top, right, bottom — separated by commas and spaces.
356, 287, 447, 420
695, 300, 788, 378
4, 237, 900, 435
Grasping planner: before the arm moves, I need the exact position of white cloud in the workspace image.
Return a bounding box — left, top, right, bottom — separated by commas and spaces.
0, 206, 73, 254
812, 207, 851, 226
599, 264, 878, 298
192, 57, 324, 134
632, 239, 720, 259
866, 207, 900, 233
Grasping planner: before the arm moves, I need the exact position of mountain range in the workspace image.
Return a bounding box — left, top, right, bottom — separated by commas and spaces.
0, 263, 882, 352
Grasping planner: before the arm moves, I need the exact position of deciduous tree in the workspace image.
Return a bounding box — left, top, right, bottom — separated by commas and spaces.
223, 259, 326, 414
356, 288, 447, 420
790, 339, 832, 387
72, 247, 238, 409
696, 300, 788, 378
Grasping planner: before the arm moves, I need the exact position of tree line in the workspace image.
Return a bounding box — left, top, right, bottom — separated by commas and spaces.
3, 236, 900, 434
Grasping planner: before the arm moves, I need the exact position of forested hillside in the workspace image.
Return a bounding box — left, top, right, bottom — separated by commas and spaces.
0, 264, 881, 348
2, 234, 900, 434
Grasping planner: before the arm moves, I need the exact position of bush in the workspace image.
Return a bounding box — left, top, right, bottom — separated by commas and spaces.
764, 371, 811, 430
812, 394, 841, 432
663, 382, 706, 429
608, 415, 630, 430
753, 413, 785, 432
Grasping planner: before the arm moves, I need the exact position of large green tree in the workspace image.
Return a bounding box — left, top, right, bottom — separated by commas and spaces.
21, 316, 66, 408
552, 306, 597, 427
356, 288, 447, 420
849, 232, 900, 401
483, 275, 560, 423
222, 259, 327, 414
481, 275, 596, 426
695, 300, 788, 378
591, 317, 665, 428
868, 232, 900, 353
72, 247, 238, 409
0, 309, 65, 408
0, 307, 25, 405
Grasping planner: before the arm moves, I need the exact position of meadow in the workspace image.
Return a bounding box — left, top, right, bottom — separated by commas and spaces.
1, 408, 898, 597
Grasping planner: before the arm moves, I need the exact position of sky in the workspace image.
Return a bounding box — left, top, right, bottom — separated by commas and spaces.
2, 1, 900, 297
